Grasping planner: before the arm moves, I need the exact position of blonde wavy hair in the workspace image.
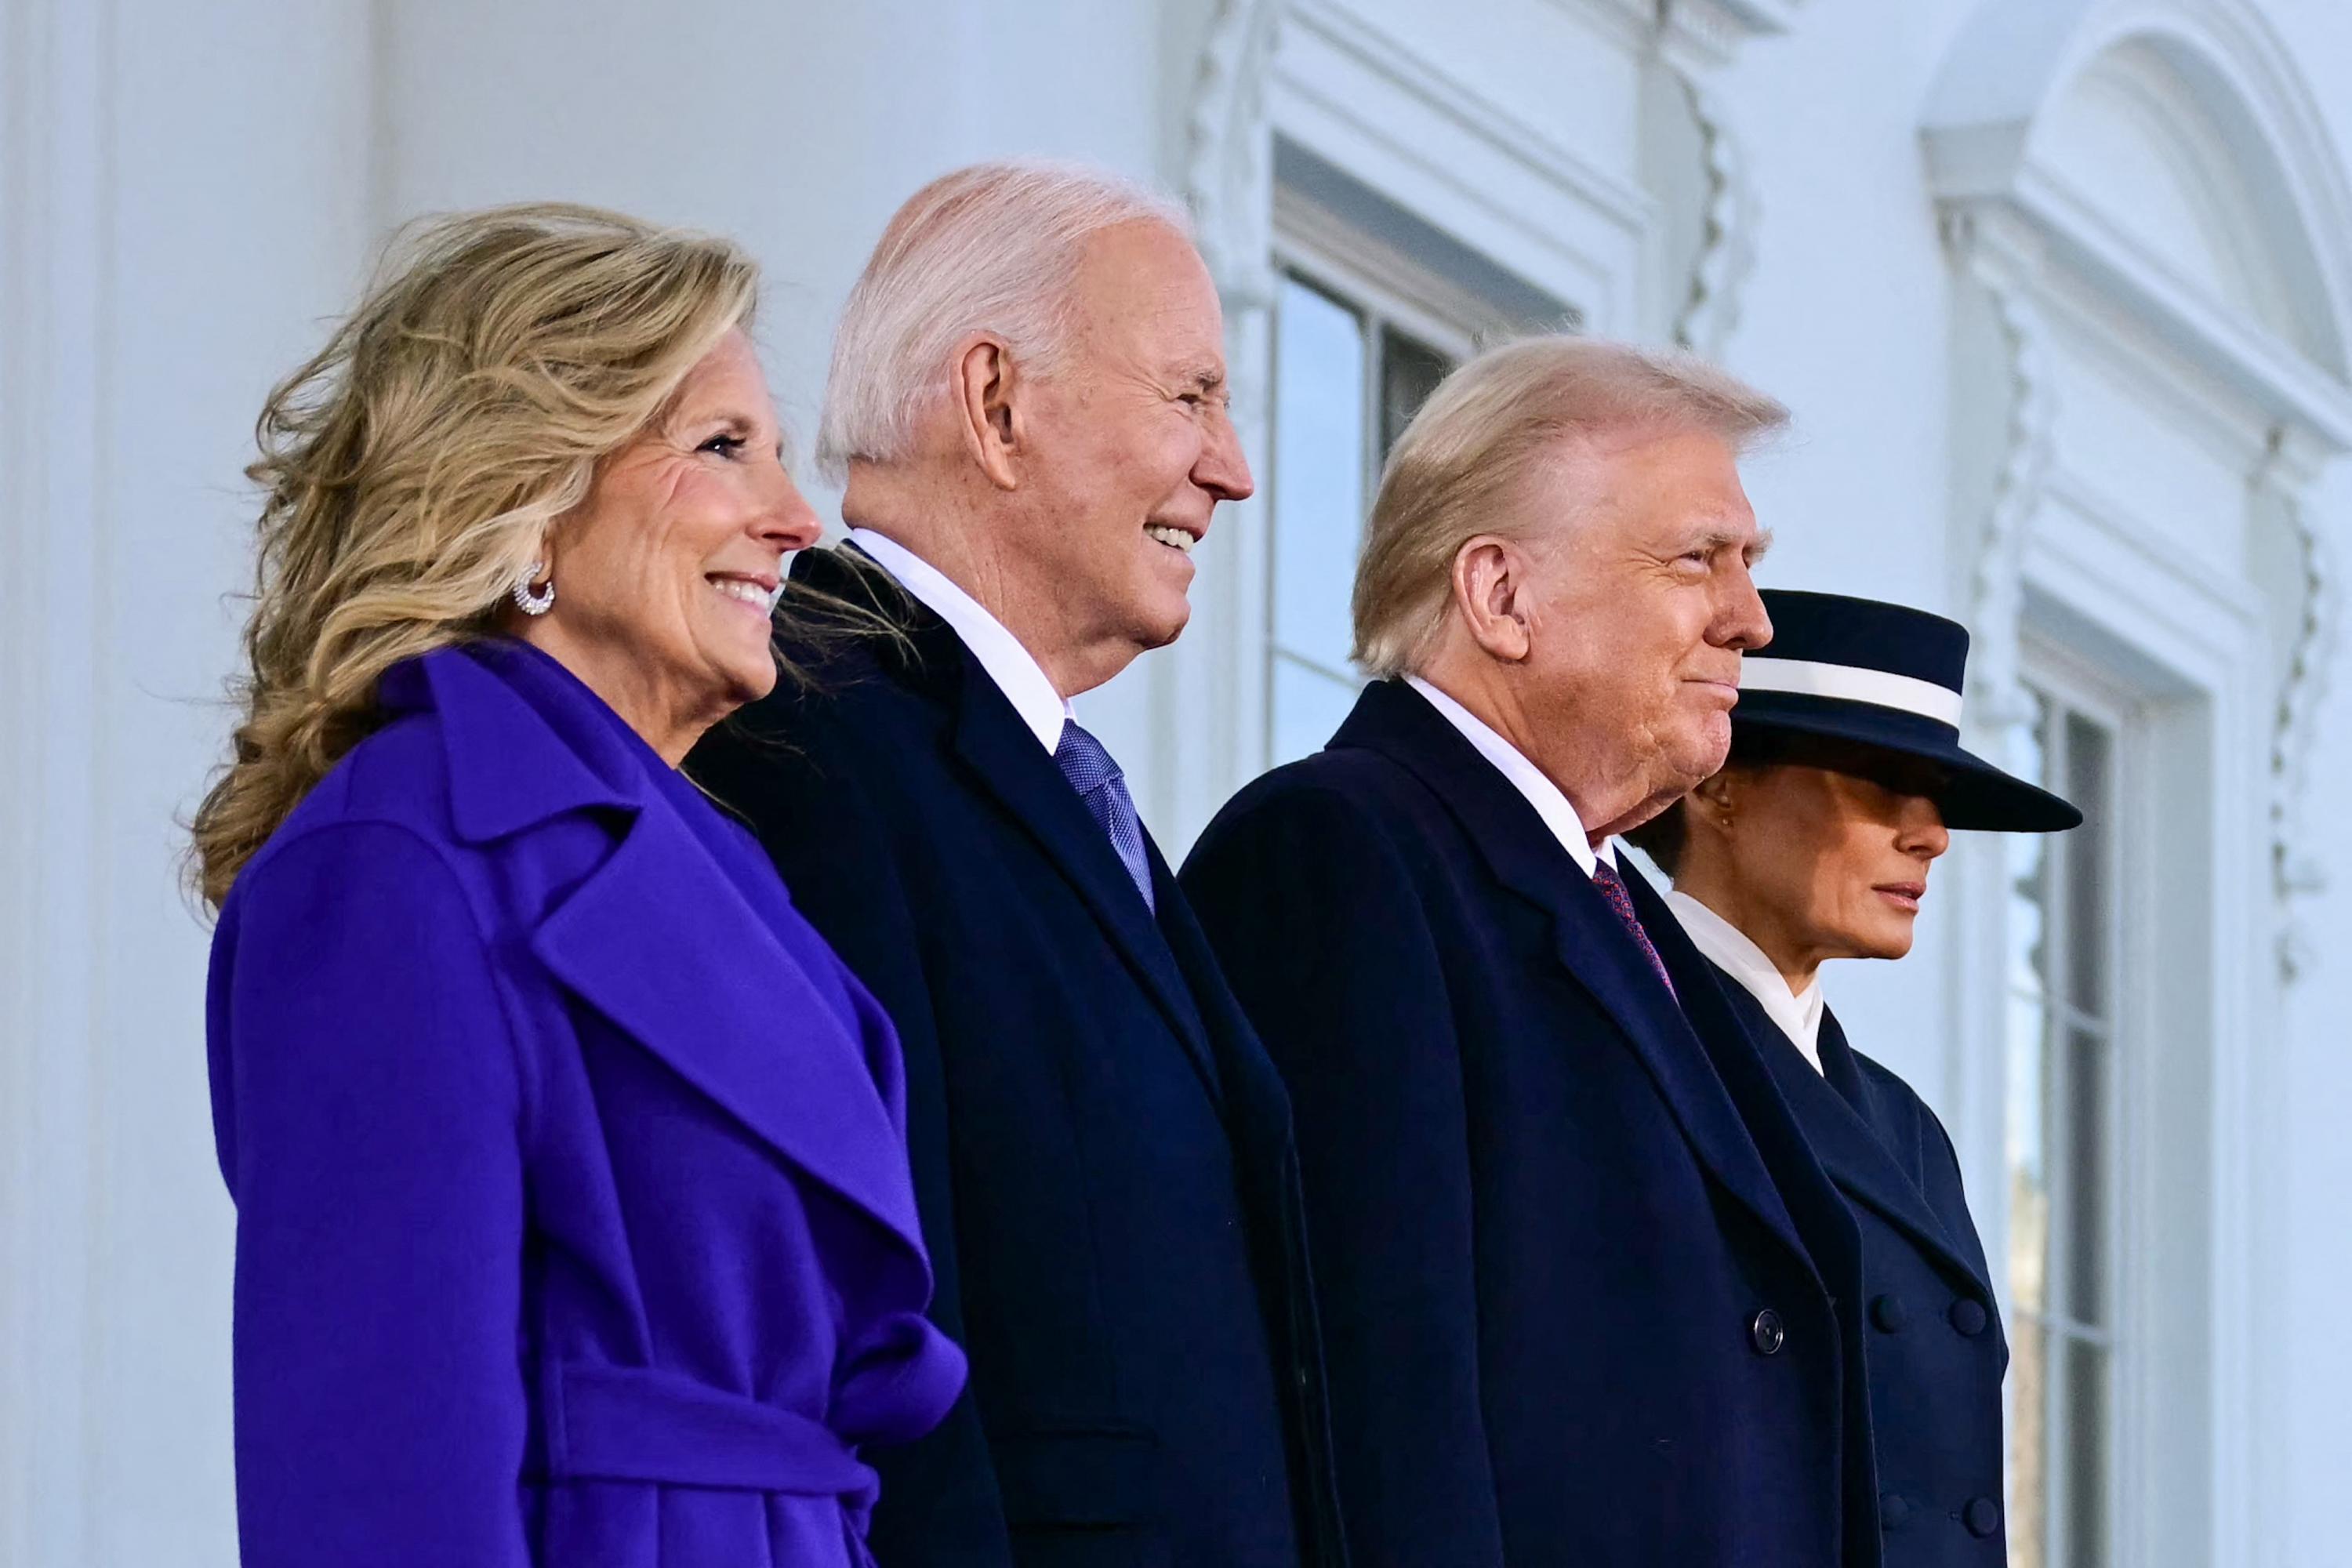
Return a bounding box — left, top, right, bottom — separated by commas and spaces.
191, 201, 760, 909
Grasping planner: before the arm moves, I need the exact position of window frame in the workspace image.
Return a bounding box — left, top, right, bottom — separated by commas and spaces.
2006, 639, 2140, 1568
1260, 188, 1521, 768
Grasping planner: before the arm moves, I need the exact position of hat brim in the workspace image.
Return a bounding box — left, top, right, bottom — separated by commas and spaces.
1731, 697, 2083, 833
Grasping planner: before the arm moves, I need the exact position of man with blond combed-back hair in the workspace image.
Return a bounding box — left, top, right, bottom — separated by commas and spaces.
693, 161, 1343, 1568
1185, 335, 1883, 1566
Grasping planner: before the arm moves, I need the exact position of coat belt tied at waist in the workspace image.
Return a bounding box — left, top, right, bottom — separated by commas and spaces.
539, 1361, 880, 1522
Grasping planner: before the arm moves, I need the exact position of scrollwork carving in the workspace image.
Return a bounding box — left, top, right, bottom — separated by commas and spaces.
2256, 426, 2337, 979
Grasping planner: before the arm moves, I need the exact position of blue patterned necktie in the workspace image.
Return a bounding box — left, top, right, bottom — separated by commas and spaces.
1054, 720, 1156, 914
1591, 859, 1677, 1003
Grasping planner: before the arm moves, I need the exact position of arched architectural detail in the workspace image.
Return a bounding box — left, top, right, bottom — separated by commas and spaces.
1928, 0, 2352, 982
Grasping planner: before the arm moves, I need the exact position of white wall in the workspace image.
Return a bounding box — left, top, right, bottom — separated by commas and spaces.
6, 2, 2351, 1563
1, 1, 376, 1563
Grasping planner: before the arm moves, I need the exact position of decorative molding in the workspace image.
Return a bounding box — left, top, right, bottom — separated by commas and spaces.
1186, 0, 1285, 321
1653, 0, 1795, 354
1283, 0, 1654, 249
1927, 0, 2352, 986
2255, 423, 2336, 979
1944, 203, 2057, 742
1159, 0, 1288, 844
1663, 64, 1751, 354
1926, 0, 2352, 379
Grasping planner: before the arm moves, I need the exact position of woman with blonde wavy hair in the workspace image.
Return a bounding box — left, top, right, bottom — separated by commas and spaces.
194, 203, 962, 1567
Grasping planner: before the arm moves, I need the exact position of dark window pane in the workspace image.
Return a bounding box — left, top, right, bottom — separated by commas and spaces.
2008, 1318, 2049, 1568
2065, 1341, 2109, 1568
2065, 713, 2112, 1017
2064, 1028, 2107, 1325
1378, 327, 1453, 458
1272, 274, 1367, 676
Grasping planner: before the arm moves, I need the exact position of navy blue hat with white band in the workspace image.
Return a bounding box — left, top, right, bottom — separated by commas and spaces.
1737, 590, 2082, 833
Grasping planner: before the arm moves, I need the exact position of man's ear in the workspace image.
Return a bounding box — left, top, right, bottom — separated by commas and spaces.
953, 335, 1024, 492
1450, 536, 1534, 663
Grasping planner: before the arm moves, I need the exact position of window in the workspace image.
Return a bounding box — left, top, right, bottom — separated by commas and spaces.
1266, 263, 1464, 763
1260, 159, 1573, 768
2005, 678, 2124, 1568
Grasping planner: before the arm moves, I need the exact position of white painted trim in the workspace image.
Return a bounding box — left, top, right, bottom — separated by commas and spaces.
1166, 0, 1287, 845
1737, 659, 1965, 727
1272, 0, 1653, 333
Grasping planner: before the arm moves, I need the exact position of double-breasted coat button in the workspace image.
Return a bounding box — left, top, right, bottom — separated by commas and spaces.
1949, 1298, 1990, 1337
1879, 1494, 1911, 1531
1964, 1497, 2002, 1537
1869, 1294, 1909, 1333
1749, 1308, 1786, 1356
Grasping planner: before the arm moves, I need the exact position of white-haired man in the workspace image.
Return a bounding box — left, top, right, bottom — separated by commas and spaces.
693, 163, 1341, 1568
1184, 337, 1878, 1566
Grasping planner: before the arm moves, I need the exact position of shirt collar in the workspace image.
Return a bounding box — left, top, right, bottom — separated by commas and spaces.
1662, 888, 1825, 1073
1403, 674, 1616, 877
848, 527, 1073, 753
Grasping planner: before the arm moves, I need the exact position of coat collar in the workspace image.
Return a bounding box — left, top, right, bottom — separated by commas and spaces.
385, 641, 928, 1262
1715, 974, 1991, 1295
1330, 679, 1813, 1270
792, 546, 1229, 1112
383, 639, 639, 844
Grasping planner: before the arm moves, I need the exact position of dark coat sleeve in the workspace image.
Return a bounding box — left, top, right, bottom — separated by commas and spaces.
211, 823, 531, 1568
1181, 782, 1508, 1568
691, 724, 1014, 1567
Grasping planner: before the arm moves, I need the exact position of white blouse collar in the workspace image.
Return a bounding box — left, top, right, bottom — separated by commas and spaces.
1663, 889, 1825, 1073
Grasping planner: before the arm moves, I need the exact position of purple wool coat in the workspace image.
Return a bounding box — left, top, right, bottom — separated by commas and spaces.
205, 639, 964, 1566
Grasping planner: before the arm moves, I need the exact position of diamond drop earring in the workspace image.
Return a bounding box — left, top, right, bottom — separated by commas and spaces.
512, 561, 554, 617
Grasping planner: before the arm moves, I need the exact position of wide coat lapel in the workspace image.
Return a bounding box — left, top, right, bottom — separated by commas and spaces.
416, 644, 927, 1261
1715, 972, 1990, 1296
1331, 680, 1809, 1265
801, 546, 1229, 1112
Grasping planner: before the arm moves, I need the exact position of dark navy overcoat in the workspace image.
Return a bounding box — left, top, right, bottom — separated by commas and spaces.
205, 640, 964, 1566
689, 545, 1343, 1568
1181, 678, 1882, 1568
1711, 975, 2010, 1565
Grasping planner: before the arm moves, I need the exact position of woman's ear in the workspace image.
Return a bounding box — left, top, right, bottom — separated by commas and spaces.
1691, 770, 1738, 834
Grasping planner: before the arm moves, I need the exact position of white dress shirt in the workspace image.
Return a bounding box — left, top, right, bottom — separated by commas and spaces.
849, 528, 1073, 753
1663, 889, 1826, 1073
1403, 675, 1617, 877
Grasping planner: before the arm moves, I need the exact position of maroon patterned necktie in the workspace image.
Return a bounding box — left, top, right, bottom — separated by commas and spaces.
1590, 860, 1678, 1002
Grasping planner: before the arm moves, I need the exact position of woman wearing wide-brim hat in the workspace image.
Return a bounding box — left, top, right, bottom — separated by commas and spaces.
1626, 588, 2079, 1568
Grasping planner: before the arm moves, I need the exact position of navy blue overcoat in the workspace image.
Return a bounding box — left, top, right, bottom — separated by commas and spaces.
1711, 977, 2010, 1565
689, 545, 1343, 1568
205, 640, 964, 1566
1181, 678, 1882, 1567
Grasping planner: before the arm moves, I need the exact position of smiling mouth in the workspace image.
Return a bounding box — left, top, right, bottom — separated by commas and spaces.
707, 573, 782, 614
1145, 524, 1198, 555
